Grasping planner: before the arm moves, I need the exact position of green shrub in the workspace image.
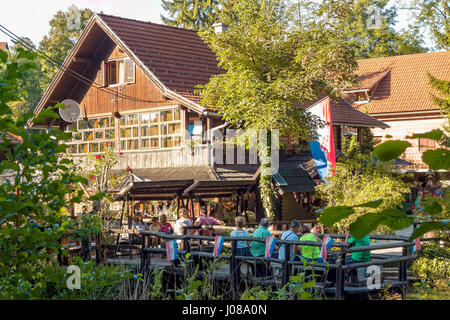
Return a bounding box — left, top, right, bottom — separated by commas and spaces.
412, 243, 450, 288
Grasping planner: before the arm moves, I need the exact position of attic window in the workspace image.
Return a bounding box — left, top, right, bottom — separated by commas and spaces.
353, 91, 370, 104
106, 58, 135, 86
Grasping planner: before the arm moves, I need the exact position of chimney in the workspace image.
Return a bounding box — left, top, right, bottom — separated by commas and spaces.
212, 22, 228, 34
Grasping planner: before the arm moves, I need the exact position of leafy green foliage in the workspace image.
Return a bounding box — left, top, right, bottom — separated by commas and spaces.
316, 149, 411, 234
0, 48, 95, 299
411, 0, 449, 50
373, 140, 412, 162
161, 0, 219, 30
199, 0, 356, 138
412, 242, 450, 288
406, 129, 445, 141
321, 0, 427, 59
422, 149, 450, 170
38, 6, 93, 90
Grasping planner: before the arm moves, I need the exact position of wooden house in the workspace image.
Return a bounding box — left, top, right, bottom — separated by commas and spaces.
30, 13, 387, 224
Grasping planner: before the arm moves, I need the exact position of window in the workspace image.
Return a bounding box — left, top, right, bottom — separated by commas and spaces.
65, 116, 115, 154
419, 138, 436, 152
120, 108, 182, 151
106, 58, 135, 86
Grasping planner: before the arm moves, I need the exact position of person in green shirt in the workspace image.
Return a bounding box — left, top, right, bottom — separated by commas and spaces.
345, 234, 371, 283
299, 225, 322, 262
251, 218, 274, 277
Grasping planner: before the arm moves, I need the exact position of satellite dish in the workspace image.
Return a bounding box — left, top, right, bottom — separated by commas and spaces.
59, 99, 81, 123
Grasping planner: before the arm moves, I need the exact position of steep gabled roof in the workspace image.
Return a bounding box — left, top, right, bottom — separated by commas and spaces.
346, 51, 450, 114
31, 13, 223, 127
97, 13, 222, 94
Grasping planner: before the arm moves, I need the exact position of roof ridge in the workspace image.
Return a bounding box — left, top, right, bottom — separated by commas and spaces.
356, 50, 449, 63
96, 12, 200, 34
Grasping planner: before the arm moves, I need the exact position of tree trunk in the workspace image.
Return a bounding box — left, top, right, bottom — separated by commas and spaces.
95, 233, 105, 265
81, 238, 91, 261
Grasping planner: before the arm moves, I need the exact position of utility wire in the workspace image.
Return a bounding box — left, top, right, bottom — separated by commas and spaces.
0, 24, 166, 105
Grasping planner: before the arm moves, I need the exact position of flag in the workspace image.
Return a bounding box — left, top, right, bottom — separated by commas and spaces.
411, 238, 422, 254
165, 240, 178, 261
319, 235, 334, 260
265, 236, 277, 259
213, 236, 225, 257
307, 97, 336, 181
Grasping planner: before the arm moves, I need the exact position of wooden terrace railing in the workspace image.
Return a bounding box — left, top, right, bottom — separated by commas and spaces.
138, 227, 436, 300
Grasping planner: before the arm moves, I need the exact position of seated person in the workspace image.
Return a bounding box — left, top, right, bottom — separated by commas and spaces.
149, 216, 160, 249
230, 216, 251, 257
131, 214, 146, 232
278, 220, 301, 261
299, 225, 322, 262
159, 214, 173, 234
251, 218, 275, 277
345, 233, 371, 283
174, 208, 193, 235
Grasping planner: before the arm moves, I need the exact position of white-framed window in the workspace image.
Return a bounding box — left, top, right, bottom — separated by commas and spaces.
65, 116, 115, 154
120, 107, 182, 151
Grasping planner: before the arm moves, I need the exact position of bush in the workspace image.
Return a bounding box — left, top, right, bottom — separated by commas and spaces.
412, 242, 450, 288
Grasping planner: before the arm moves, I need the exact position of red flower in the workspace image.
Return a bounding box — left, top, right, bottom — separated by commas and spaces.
411, 205, 415, 210
119, 152, 123, 155
106, 142, 110, 146
90, 175, 95, 180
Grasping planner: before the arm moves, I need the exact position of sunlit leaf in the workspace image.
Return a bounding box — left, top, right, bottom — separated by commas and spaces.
406, 129, 444, 141
318, 206, 354, 226
349, 213, 384, 239
424, 201, 443, 215
422, 149, 450, 170
373, 140, 411, 162
409, 221, 448, 241
353, 199, 383, 209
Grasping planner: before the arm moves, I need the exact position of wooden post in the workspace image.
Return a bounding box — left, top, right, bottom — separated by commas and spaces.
176, 196, 180, 219
229, 239, 238, 299
399, 246, 407, 299
190, 197, 196, 225
335, 125, 342, 151
283, 243, 290, 286
336, 248, 346, 300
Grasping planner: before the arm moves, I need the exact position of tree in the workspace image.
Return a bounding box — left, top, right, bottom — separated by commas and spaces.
0, 48, 89, 298
411, 0, 449, 50
38, 6, 93, 90
428, 72, 450, 147
7, 38, 43, 118
161, 0, 219, 30
198, 0, 358, 218
321, 0, 427, 59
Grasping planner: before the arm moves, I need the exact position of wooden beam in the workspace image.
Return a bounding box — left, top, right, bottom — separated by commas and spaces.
73, 57, 91, 63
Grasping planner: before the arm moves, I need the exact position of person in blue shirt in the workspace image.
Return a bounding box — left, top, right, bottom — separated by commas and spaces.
230, 216, 251, 257
278, 220, 301, 261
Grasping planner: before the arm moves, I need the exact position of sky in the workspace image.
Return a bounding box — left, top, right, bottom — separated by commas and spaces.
0, 0, 420, 48
0, 0, 164, 45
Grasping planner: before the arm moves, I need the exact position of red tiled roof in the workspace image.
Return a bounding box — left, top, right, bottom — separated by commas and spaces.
97, 13, 223, 94
298, 97, 388, 128
348, 51, 450, 114
0, 132, 23, 144
344, 68, 390, 91
0, 42, 8, 50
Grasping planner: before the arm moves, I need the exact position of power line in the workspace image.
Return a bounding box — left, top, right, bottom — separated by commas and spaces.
0, 24, 166, 105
